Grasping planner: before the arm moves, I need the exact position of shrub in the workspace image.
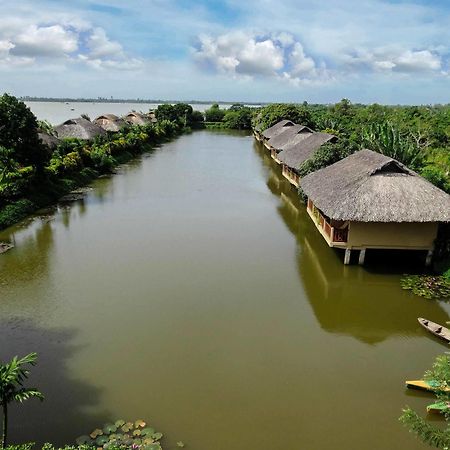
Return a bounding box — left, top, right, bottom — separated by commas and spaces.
0, 199, 35, 229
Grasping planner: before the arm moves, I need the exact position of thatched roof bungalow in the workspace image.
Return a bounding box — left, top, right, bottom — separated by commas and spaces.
54, 118, 106, 140
267, 125, 313, 161
278, 133, 336, 186
261, 120, 296, 148
38, 132, 61, 149
300, 149, 450, 264
93, 114, 128, 132
124, 111, 151, 126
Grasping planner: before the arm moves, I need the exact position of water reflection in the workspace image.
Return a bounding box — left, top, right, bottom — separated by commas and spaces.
256, 141, 450, 345
0, 319, 109, 446
0, 218, 55, 285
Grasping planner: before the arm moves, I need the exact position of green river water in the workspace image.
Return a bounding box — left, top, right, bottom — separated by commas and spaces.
0, 130, 448, 449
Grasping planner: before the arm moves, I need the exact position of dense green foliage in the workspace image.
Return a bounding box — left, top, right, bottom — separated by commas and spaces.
203, 104, 253, 130
0, 94, 48, 170
204, 103, 226, 123
254, 103, 313, 130
0, 353, 43, 448
400, 354, 450, 448
155, 103, 203, 127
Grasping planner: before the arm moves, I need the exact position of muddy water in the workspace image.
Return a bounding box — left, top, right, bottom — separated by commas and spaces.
0, 130, 447, 449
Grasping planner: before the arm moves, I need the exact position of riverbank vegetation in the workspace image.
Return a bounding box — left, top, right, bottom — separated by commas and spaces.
0, 95, 195, 231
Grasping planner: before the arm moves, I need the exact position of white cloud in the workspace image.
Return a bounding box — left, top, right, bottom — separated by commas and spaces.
342, 46, 442, 73
86, 27, 123, 59
0, 16, 142, 72
10, 24, 78, 57
193, 31, 323, 83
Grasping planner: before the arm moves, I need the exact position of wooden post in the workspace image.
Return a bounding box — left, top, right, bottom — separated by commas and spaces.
358, 249, 366, 265
344, 248, 351, 265
425, 249, 433, 267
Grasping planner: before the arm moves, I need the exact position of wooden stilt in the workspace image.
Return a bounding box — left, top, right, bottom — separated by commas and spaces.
344, 248, 351, 265
358, 249, 366, 265
425, 249, 433, 267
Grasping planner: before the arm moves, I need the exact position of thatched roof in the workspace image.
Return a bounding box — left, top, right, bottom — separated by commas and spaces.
261, 120, 296, 139
38, 132, 61, 149
278, 133, 336, 169
267, 124, 313, 151
54, 118, 107, 140
148, 111, 157, 123
93, 114, 128, 132
124, 111, 151, 126
300, 149, 450, 223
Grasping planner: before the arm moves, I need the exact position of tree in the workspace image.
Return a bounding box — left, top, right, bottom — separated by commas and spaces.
222, 108, 253, 130
0, 353, 44, 448
0, 94, 48, 170
204, 104, 225, 122
255, 104, 313, 131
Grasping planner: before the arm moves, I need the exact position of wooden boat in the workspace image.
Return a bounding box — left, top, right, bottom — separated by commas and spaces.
406, 380, 450, 392
418, 318, 450, 343
427, 401, 450, 414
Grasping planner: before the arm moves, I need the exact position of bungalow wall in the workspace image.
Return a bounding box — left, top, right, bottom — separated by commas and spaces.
347, 222, 438, 250
282, 164, 300, 187
307, 199, 438, 251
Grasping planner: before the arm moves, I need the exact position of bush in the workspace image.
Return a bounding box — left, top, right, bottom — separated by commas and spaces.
255, 103, 313, 130
204, 104, 225, 122
0, 199, 35, 229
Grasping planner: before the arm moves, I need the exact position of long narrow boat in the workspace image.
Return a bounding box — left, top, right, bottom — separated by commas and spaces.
427, 401, 450, 414
406, 380, 450, 392
418, 318, 450, 343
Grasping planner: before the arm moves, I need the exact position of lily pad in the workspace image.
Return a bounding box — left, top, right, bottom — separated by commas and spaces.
103, 423, 117, 434
135, 419, 146, 428
121, 423, 133, 433
96, 436, 109, 446
115, 419, 125, 428
177, 442, 185, 448
143, 438, 154, 445
75, 435, 92, 445
90, 429, 103, 439
133, 429, 142, 436
144, 444, 162, 450
152, 432, 163, 441
141, 427, 155, 436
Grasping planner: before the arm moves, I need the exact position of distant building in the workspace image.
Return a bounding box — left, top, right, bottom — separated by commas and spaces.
278, 132, 336, 186
93, 114, 128, 132
124, 111, 152, 126
266, 125, 313, 163
54, 118, 106, 140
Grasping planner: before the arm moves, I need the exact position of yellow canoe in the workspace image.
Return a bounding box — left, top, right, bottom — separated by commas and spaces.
406, 379, 450, 392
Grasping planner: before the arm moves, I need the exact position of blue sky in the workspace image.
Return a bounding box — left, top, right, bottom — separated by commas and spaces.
0, 0, 449, 103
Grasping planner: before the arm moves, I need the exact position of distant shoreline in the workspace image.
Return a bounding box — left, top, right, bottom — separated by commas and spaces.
21, 97, 266, 106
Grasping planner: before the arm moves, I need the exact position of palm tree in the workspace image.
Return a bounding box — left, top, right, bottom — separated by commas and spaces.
0, 353, 44, 448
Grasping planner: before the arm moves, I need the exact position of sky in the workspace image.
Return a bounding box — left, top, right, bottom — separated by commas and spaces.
0, 0, 450, 104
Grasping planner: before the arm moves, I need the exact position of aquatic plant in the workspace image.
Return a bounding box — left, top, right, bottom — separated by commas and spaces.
400, 275, 450, 300
76, 420, 164, 449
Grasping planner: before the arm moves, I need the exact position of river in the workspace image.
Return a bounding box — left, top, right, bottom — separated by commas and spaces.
0, 130, 447, 449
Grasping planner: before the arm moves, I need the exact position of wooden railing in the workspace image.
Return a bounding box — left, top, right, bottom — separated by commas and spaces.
308, 201, 348, 243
